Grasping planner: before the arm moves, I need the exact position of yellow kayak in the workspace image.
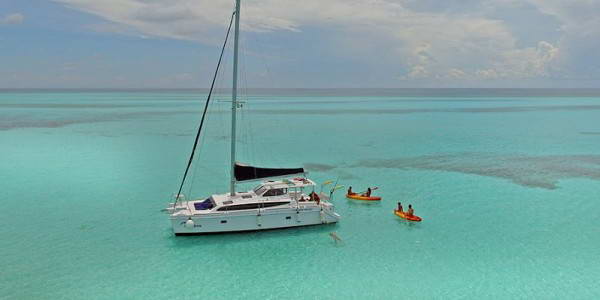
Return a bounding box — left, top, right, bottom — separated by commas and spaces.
394, 209, 422, 222
346, 194, 381, 201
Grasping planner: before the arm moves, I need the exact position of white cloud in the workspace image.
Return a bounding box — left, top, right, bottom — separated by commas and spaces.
0, 13, 25, 25
527, 0, 600, 32
476, 68, 500, 79
54, 0, 571, 81
524, 0, 600, 77
405, 65, 429, 79
447, 68, 467, 79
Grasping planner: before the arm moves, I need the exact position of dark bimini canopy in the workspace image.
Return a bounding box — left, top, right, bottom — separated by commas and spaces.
234, 163, 305, 182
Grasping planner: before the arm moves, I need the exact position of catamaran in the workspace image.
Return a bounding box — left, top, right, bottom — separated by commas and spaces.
165, 0, 341, 235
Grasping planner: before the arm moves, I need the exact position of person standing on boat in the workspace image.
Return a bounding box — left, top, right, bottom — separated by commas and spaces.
407, 204, 414, 216
310, 191, 320, 203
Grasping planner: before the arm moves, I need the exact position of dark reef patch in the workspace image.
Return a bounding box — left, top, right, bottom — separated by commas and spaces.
351, 153, 600, 189
0, 110, 196, 131
309, 153, 600, 189
251, 104, 600, 116
304, 163, 337, 172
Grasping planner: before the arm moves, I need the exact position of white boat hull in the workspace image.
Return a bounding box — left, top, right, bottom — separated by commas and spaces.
171, 205, 340, 235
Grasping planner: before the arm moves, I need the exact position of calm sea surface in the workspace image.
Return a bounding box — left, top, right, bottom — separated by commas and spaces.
1, 89, 599, 299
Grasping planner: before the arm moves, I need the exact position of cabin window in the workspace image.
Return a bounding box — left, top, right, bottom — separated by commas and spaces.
262, 201, 290, 208
263, 188, 287, 197
253, 186, 267, 195
194, 198, 214, 210
216, 201, 289, 211
217, 203, 261, 211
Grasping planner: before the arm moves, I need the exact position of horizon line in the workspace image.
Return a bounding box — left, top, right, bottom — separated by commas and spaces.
3, 87, 600, 90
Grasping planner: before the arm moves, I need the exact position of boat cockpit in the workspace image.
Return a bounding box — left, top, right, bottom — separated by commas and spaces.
191, 178, 321, 214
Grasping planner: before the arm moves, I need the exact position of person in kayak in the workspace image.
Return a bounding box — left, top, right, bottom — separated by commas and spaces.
397, 202, 403, 212
407, 204, 414, 216
347, 186, 354, 195
362, 187, 372, 197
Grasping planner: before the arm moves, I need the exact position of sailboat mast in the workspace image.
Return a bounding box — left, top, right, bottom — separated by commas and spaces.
230, 0, 241, 196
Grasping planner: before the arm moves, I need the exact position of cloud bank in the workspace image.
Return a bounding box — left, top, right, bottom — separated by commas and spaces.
53, 0, 600, 82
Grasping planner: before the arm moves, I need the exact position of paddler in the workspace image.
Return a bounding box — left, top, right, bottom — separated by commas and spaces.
362, 187, 372, 197
347, 186, 354, 195
407, 204, 414, 216
397, 202, 403, 212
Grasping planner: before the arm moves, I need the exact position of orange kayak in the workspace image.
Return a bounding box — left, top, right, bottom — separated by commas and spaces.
346, 193, 381, 201
394, 209, 422, 222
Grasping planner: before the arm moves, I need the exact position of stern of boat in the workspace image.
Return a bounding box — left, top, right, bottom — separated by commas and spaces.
319, 201, 340, 223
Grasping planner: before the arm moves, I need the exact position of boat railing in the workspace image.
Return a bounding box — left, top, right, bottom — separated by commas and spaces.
288, 191, 302, 200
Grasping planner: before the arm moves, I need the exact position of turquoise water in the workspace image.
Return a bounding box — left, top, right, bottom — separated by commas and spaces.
1, 90, 600, 299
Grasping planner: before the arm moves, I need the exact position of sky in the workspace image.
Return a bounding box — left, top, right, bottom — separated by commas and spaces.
1, 0, 600, 89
